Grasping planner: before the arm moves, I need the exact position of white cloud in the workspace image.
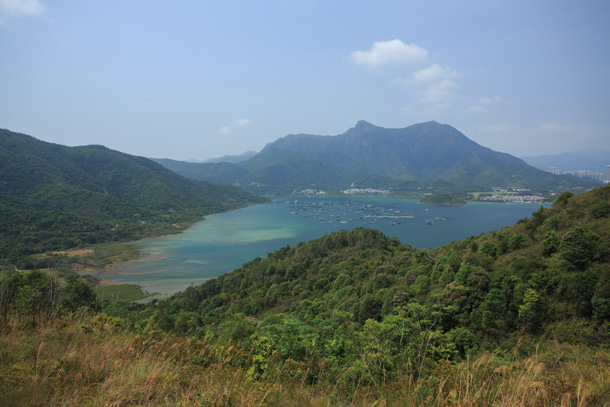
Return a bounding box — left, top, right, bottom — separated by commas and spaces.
234, 118, 250, 127
411, 64, 457, 83
467, 96, 506, 113
541, 124, 585, 132
348, 39, 428, 69
467, 105, 487, 113
219, 118, 251, 135
478, 96, 505, 104
0, 0, 46, 20
349, 42, 458, 106
394, 64, 459, 104
478, 124, 510, 132
418, 79, 458, 104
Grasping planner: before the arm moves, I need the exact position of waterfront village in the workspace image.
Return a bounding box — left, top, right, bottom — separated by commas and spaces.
294, 187, 547, 203
295, 188, 392, 195
477, 188, 546, 203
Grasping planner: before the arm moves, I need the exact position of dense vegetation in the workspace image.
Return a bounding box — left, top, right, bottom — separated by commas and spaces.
147, 186, 610, 351
0, 129, 268, 266
2, 185, 609, 405
419, 193, 467, 205
154, 121, 593, 194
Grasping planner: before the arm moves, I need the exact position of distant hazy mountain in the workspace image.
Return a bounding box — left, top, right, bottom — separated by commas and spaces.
203, 151, 258, 164
522, 149, 610, 173
0, 128, 267, 259
154, 121, 589, 193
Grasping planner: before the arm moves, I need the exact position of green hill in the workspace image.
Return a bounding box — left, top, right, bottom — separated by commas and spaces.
154, 185, 610, 338
105, 184, 610, 403
0, 128, 268, 263
154, 121, 592, 193
1, 186, 609, 406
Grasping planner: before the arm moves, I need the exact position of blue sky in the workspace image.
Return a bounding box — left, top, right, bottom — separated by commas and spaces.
1, 0, 609, 161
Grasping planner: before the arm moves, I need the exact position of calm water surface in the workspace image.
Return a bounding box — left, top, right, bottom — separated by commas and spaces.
105, 196, 544, 298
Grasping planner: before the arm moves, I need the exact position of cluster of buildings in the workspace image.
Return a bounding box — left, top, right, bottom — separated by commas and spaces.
342, 188, 392, 195
481, 187, 546, 203
481, 194, 546, 203
546, 165, 610, 184
295, 189, 327, 195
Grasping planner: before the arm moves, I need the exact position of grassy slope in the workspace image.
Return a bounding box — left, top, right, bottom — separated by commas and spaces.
0, 313, 608, 406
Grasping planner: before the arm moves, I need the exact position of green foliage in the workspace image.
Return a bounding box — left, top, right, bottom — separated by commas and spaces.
446, 327, 479, 357
0, 268, 99, 327
518, 288, 543, 326
60, 274, 96, 312
543, 230, 560, 255
478, 241, 498, 259
592, 266, 610, 321
553, 190, 573, 207
508, 233, 526, 251
559, 227, 600, 268
419, 193, 466, 205
2, 185, 610, 406
153, 121, 589, 194
132, 185, 610, 382
591, 200, 610, 218
0, 129, 268, 261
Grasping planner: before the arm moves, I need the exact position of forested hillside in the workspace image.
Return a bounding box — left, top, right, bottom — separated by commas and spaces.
154, 185, 610, 341
0, 129, 267, 265
1, 185, 609, 406
154, 121, 591, 194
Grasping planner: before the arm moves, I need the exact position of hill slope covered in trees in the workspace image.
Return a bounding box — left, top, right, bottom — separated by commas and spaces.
154, 121, 591, 193
0, 128, 267, 264
121, 184, 609, 404
2, 185, 609, 406
2, 184, 610, 405
155, 185, 610, 342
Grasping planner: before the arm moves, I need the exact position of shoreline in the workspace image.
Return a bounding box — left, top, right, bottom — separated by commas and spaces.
77, 201, 270, 273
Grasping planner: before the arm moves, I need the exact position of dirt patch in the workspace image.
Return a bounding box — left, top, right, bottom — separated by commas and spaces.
53, 248, 95, 257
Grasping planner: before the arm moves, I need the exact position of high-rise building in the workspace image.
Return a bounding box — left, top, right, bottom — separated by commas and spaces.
606, 165, 610, 183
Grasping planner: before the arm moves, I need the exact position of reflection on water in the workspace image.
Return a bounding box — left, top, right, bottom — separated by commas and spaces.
104, 196, 544, 299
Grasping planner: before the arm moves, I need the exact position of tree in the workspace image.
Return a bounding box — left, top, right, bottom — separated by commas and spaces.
60, 274, 95, 312
592, 266, 610, 321
591, 201, 610, 219
560, 227, 600, 268
15, 269, 60, 327
447, 327, 479, 358
518, 288, 545, 330
478, 241, 498, 259
543, 230, 560, 256
508, 233, 526, 251
553, 190, 573, 207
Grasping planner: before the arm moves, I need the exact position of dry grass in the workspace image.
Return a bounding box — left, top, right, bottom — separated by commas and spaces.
1, 315, 609, 406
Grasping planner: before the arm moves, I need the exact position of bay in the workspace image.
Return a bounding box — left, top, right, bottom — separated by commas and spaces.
104, 196, 545, 299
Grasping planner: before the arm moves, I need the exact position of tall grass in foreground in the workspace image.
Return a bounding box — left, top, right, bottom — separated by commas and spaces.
1, 313, 609, 406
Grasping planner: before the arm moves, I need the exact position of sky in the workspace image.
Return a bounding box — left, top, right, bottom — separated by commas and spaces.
1, 0, 609, 161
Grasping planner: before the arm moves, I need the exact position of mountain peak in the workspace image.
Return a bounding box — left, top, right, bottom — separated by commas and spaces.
354, 120, 378, 131
354, 120, 444, 132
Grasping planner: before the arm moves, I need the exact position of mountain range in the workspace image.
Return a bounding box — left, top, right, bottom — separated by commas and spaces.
154, 121, 590, 193
203, 151, 258, 164
0, 128, 267, 262
522, 148, 610, 173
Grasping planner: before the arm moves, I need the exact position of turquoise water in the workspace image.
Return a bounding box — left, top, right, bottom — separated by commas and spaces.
105, 196, 545, 298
